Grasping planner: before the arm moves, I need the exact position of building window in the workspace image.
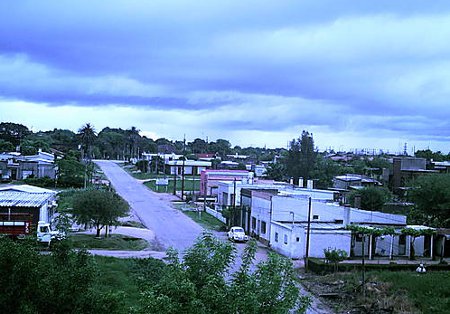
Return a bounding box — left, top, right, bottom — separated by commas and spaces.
252, 217, 256, 230
284, 234, 288, 244
275, 232, 279, 242
399, 235, 406, 245
261, 221, 267, 234
296, 237, 300, 242
313, 215, 319, 220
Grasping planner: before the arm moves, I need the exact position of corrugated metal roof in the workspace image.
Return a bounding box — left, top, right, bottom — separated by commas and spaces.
0, 185, 56, 194
0, 191, 52, 207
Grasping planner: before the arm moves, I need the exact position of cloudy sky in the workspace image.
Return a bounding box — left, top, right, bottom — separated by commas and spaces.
1, 1, 449, 153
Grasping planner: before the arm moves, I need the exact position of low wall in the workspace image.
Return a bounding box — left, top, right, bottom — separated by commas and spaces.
308, 258, 450, 274
205, 207, 226, 223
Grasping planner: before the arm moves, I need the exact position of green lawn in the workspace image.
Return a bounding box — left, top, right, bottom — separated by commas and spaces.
123, 164, 201, 193
374, 270, 450, 313
70, 233, 149, 250
144, 176, 200, 193
181, 208, 227, 231
92, 256, 142, 311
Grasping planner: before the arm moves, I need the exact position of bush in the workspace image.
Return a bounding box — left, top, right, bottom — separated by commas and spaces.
24, 176, 55, 188
324, 248, 348, 272
0, 238, 123, 313
135, 160, 149, 173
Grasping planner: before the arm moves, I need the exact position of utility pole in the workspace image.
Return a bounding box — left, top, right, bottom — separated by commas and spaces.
305, 196, 312, 272
362, 233, 366, 298
181, 135, 186, 201
233, 178, 237, 226
203, 192, 207, 211
173, 171, 177, 195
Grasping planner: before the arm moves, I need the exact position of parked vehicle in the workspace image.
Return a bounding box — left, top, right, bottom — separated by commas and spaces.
227, 226, 249, 242
0, 213, 64, 245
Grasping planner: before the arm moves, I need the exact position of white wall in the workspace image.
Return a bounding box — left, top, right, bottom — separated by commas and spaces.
269, 221, 352, 259
39, 203, 50, 223
310, 230, 352, 258
270, 196, 407, 227
270, 222, 301, 258
271, 196, 346, 224
251, 194, 272, 242
205, 206, 227, 223
348, 208, 406, 225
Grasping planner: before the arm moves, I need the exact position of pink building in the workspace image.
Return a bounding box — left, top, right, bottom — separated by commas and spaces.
200, 169, 251, 196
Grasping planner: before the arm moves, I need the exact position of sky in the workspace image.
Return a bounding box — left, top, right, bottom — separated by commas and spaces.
1, 1, 450, 154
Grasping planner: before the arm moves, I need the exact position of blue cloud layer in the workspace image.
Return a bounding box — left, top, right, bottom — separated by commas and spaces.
1, 1, 450, 149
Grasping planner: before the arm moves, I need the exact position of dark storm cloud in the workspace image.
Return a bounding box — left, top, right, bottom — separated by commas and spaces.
1, 1, 450, 150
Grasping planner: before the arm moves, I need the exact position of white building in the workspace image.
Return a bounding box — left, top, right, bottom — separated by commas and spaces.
141, 152, 183, 163
246, 192, 419, 260
165, 160, 211, 175
270, 221, 351, 259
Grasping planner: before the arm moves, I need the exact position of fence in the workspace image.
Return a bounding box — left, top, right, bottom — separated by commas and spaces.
205, 206, 226, 223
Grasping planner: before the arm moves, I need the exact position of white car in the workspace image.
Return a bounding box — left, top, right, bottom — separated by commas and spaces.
227, 226, 249, 242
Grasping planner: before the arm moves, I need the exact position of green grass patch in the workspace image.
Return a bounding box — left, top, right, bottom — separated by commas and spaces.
132, 172, 168, 180
373, 270, 450, 313
92, 256, 141, 311
182, 210, 227, 231
123, 164, 201, 192
70, 233, 149, 250
144, 176, 200, 193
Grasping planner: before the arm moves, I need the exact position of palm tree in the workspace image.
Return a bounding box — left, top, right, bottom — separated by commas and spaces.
126, 126, 140, 160
78, 123, 97, 161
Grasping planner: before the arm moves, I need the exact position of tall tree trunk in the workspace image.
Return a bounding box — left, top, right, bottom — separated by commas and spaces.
410, 238, 416, 260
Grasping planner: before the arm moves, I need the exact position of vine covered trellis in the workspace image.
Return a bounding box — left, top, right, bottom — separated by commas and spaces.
346, 224, 436, 260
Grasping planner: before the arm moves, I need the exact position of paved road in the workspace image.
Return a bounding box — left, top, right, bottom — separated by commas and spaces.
94, 160, 331, 314
95, 160, 203, 253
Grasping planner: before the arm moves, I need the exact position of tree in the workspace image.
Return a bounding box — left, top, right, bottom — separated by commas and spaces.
126, 126, 140, 159
56, 158, 85, 188
138, 233, 310, 313
348, 186, 392, 210
71, 189, 129, 237
78, 123, 97, 160
0, 237, 123, 314
285, 130, 317, 184
311, 154, 345, 189
97, 128, 127, 160
324, 247, 348, 272
209, 139, 231, 158
408, 173, 450, 227
189, 138, 208, 154
0, 122, 31, 147
0, 139, 14, 152
23, 136, 53, 154
136, 160, 149, 173
415, 149, 447, 162
367, 156, 391, 174
265, 162, 286, 181
47, 128, 78, 153
348, 158, 367, 174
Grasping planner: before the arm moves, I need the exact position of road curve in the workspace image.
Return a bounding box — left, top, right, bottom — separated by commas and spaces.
94, 160, 203, 253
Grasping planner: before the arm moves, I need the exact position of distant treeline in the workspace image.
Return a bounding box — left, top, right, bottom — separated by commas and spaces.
0, 122, 282, 161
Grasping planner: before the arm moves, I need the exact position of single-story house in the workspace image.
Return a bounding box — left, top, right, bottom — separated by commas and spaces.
165, 160, 212, 176
0, 185, 57, 227
0, 151, 57, 180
